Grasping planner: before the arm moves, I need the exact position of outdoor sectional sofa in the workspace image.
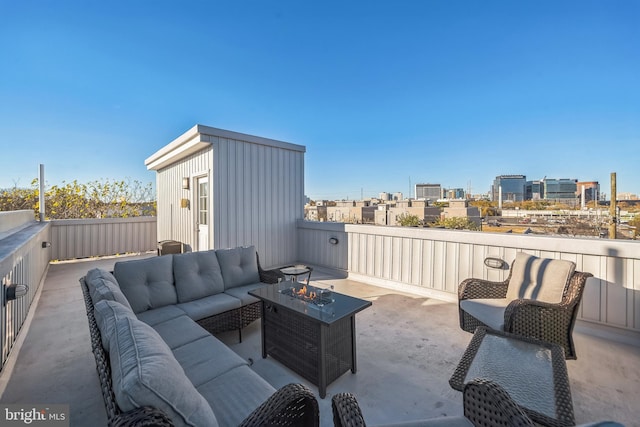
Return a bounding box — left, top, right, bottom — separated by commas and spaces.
80, 245, 319, 427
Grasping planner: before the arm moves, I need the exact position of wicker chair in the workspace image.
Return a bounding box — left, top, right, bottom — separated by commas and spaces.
332, 378, 535, 427
458, 253, 592, 359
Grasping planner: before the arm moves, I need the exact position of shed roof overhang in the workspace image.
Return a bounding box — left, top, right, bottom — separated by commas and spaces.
145, 124, 305, 171
145, 125, 211, 171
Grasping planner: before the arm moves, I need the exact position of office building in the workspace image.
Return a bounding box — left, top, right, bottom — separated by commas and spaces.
492, 175, 526, 202
415, 183, 442, 200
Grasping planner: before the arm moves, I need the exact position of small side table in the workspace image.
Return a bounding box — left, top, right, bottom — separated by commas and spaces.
450, 327, 574, 427
280, 265, 312, 285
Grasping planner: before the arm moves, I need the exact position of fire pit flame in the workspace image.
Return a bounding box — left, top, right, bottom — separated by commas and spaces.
281, 283, 333, 306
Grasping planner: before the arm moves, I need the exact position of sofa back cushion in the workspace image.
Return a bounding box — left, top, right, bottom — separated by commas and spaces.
109, 316, 218, 427
216, 246, 261, 290
85, 269, 133, 312
173, 250, 225, 303
506, 253, 576, 304
113, 256, 177, 314
93, 299, 137, 349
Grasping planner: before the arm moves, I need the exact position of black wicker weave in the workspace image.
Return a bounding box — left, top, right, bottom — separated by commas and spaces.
331, 378, 535, 427
458, 260, 592, 359
80, 277, 320, 427
449, 327, 574, 427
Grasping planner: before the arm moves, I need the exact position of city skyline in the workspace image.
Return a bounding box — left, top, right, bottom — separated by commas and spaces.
1, 1, 638, 200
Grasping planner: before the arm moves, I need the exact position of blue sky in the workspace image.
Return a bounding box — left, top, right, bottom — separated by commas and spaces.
1, 1, 638, 200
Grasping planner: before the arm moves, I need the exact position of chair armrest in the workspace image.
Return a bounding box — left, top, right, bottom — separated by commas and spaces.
331, 380, 535, 427
259, 266, 287, 284
110, 406, 174, 427
256, 252, 287, 284
458, 277, 509, 300
464, 379, 535, 426
563, 271, 593, 304
504, 298, 577, 331
332, 392, 367, 427
239, 383, 319, 427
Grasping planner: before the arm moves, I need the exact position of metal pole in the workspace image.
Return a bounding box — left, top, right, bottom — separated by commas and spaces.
609, 172, 617, 239
39, 164, 45, 221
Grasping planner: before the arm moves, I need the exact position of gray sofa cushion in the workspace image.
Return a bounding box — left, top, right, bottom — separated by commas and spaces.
216, 246, 261, 290
150, 314, 212, 350
93, 300, 137, 349
85, 270, 133, 311
223, 282, 266, 305
459, 298, 510, 331
114, 255, 177, 314
136, 305, 187, 327
86, 268, 119, 287
172, 335, 247, 388
177, 293, 242, 322
506, 253, 576, 304
109, 316, 218, 427
197, 365, 276, 427
173, 250, 225, 303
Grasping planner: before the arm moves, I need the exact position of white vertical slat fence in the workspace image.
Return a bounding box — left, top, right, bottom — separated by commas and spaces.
297, 221, 640, 335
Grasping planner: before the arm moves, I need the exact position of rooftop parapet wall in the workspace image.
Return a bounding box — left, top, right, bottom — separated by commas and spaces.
0, 210, 35, 238
0, 215, 50, 372
297, 221, 640, 339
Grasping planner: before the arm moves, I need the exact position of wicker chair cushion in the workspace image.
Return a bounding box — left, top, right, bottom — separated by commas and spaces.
114, 255, 177, 314
506, 253, 575, 304
173, 250, 225, 303
94, 300, 137, 349
197, 365, 277, 427
176, 293, 241, 322
459, 298, 510, 331
216, 246, 261, 290
109, 316, 218, 427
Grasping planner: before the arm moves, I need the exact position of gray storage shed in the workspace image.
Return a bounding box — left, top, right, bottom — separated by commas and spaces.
145, 125, 305, 268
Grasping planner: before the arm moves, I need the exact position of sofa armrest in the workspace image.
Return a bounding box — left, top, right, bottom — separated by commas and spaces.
110, 406, 174, 427
239, 383, 319, 427
458, 277, 509, 300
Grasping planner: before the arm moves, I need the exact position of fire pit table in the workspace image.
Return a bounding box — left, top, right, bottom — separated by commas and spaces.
249, 280, 372, 398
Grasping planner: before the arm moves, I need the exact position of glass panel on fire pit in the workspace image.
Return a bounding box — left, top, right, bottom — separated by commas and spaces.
280, 283, 334, 306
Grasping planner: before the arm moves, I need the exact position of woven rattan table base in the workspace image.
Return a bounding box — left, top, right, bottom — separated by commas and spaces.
262, 303, 355, 398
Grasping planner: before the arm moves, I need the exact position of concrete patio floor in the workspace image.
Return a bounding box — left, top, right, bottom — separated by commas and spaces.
1, 254, 639, 426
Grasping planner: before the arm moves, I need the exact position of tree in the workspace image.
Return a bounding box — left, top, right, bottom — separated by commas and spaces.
470, 200, 498, 217
396, 213, 421, 227
434, 217, 480, 231
0, 178, 156, 219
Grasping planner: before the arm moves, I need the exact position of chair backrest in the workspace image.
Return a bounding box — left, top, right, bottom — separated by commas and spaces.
506, 253, 576, 304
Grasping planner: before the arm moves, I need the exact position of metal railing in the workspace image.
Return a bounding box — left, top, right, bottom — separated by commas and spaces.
0, 214, 157, 372
0, 212, 51, 371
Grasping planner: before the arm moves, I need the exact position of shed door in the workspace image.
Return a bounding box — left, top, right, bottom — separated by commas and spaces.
196, 176, 209, 250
